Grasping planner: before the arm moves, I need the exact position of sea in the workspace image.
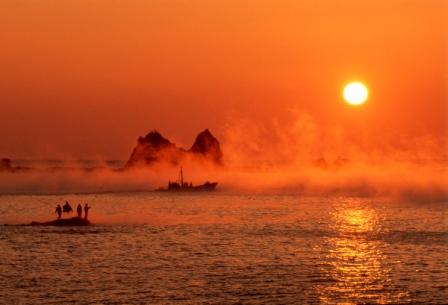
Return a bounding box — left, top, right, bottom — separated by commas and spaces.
0, 191, 447, 304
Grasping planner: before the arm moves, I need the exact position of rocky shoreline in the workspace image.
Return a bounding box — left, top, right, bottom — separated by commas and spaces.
29, 216, 91, 226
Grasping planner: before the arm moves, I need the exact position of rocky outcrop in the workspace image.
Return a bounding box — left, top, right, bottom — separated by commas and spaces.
188, 129, 223, 164
0, 158, 30, 172
126, 131, 182, 167
30, 217, 91, 226
126, 129, 222, 167
0, 158, 12, 171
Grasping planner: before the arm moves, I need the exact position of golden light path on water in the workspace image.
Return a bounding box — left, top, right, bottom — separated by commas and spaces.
317, 200, 410, 304
0, 194, 447, 304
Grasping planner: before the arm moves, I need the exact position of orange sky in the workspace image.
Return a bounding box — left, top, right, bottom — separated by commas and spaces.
0, 0, 446, 159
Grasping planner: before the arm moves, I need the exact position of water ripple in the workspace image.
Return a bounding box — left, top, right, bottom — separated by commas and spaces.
0, 194, 447, 304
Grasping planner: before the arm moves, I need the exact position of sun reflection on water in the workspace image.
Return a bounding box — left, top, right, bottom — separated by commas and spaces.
338, 208, 377, 233
317, 200, 410, 304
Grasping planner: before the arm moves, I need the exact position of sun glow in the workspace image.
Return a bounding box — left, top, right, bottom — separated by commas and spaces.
343, 82, 368, 105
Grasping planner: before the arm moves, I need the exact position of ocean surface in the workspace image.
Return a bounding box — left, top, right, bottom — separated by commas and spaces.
0, 193, 447, 304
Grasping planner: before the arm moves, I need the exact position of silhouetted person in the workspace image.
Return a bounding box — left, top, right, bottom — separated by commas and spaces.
76, 204, 82, 218
63, 201, 73, 214
84, 204, 91, 219
55, 204, 62, 219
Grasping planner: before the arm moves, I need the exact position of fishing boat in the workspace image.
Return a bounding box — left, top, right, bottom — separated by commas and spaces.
156, 167, 218, 192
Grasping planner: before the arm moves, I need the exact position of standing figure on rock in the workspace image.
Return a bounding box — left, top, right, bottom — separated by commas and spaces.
55, 204, 62, 219
76, 204, 82, 218
84, 204, 91, 219
63, 201, 73, 214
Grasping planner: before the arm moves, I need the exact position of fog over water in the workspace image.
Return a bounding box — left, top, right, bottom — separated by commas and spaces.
1, 113, 447, 202
0, 114, 446, 304
0, 1, 445, 303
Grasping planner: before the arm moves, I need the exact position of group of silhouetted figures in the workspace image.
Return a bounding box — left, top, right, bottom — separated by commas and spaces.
55, 201, 91, 220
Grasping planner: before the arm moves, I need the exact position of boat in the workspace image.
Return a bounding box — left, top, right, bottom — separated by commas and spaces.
156, 167, 218, 192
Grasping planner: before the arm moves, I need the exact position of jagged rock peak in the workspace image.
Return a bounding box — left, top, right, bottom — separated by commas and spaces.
125, 129, 223, 168
189, 129, 223, 164
137, 130, 174, 148
0, 158, 12, 171
126, 130, 179, 167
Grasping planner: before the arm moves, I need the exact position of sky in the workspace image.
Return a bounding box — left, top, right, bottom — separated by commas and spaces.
0, 0, 446, 160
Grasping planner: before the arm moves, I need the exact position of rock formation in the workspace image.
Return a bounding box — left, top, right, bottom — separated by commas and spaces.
0, 158, 12, 171
126, 131, 182, 167
126, 129, 222, 167
0, 158, 32, 172
189, 129, 223, 164
30, 217, 91, 226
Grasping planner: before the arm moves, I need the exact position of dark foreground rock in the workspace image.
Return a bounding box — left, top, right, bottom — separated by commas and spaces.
30, 217, 91, 226
126, 129, 223, 167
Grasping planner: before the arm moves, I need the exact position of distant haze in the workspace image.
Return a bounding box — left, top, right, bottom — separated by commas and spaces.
0, 0, 446, 159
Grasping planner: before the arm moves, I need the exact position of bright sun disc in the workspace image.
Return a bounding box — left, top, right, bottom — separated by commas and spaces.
343, 82, 368, 105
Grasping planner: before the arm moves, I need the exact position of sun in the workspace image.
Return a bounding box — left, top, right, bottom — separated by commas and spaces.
343, 82, 368, 106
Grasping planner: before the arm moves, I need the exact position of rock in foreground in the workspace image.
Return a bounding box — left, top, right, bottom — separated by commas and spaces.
30, 217, 91, 226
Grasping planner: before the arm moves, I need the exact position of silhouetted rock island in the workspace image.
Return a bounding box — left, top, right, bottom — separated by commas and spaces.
30, 217, 91, 226
0, 158, 30, 172
126, 129, 223, 167
0, 158, 12, 171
